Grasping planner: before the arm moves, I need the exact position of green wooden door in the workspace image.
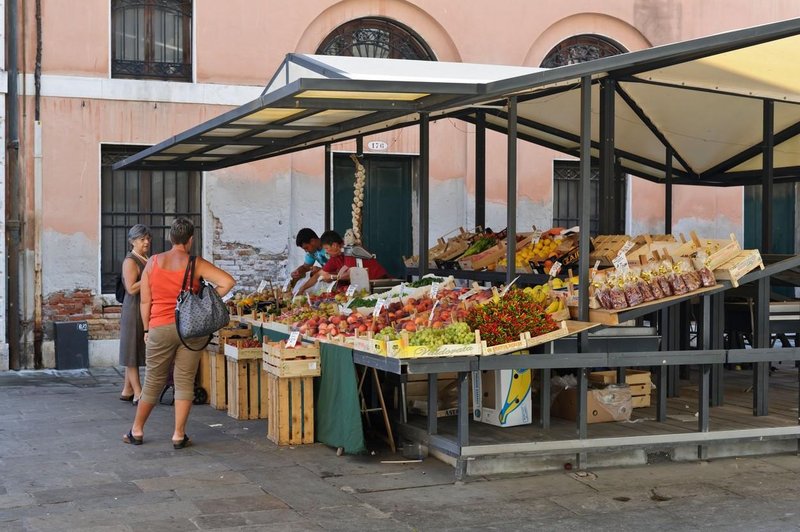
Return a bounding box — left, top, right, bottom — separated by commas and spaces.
333, 154, 413, 278
744, 183, 796, 253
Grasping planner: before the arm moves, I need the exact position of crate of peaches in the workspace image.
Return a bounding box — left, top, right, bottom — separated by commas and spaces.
223, 338, 263, 360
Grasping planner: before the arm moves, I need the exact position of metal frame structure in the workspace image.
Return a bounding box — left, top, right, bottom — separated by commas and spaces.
115, 19, 800, 477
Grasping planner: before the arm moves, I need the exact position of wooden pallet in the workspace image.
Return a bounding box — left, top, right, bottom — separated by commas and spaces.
267, 374, 314, 445
225, 356, 269, 420
208, 348, 227, 410
263, 341, 321, 378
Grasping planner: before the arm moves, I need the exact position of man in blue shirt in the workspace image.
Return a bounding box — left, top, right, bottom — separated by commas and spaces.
290, 228, 328, 283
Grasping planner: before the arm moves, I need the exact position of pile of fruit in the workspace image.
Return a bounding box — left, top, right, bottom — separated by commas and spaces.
225, 338, 261, 348
465, 289, 558, 346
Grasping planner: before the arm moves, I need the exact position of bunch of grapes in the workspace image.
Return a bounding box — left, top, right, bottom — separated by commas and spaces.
409, 322, 475, 347
375, 327, 400, 341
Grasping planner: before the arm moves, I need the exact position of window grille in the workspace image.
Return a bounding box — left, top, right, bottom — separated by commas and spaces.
317, 17, 435, 60
552, 162, 600, 236
100, 146, 202, 293
111, 0, 192, 81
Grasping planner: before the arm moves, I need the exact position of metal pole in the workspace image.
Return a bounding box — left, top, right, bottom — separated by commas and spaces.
475, 110, 486, 230
762, 100, 774, 253
505, 97, 517, 285
710, 293, 725, 406
665, 148, 673, 234
754, 277, 770, 416
7, 0, 22, 370
576, 76, 592, 468
418, 113, 430, 276
599, 78, 615, 234
324, 144, 331, 231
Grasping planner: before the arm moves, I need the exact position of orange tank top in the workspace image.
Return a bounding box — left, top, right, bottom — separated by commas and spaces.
149, 255, 199, 328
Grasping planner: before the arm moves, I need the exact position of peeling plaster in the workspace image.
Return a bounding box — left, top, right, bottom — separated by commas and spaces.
43, 230, 97, 294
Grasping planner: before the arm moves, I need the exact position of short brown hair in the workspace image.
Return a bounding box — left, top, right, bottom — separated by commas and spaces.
170, 217, 194, 245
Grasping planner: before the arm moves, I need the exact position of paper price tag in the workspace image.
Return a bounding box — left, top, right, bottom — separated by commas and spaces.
458, 288, 478, 301
612, 253, 629, 273
549, 261, 562, 277
373, 299, 386, 318
619, 240, 635, 256
257, 280, 268, 293
430, 282, 440, 298
326, 281, 336, 293
500, 275, 521, 297
282, 278, 292, 291
286, 331, 300, 348
531, 229, 543, 243
346, 284, 357, 297
427, 300, 441, 326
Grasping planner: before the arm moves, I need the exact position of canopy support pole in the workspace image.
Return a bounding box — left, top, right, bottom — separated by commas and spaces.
505, 97, 518, 285
475, 110, 486, 230
324, 144, 332, 231
762, 100, 774, 253
419, 113, 430, 276
599, 78, 616, 234
665, 148, 673, 234
576, 75, 592, 468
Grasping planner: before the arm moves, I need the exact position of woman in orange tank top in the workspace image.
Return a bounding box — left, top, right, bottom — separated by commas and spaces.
124, 218, 235, 449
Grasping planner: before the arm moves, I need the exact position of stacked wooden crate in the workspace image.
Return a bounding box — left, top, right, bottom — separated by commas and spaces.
224, 338, 269, 420
263, 341, 320, 445
589, 369, 652, 408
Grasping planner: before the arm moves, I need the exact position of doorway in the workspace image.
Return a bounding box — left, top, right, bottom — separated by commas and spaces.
332, 154, 413, 278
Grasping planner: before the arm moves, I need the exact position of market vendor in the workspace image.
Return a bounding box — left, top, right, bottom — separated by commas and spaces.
318, 230, 388, 283
290, 228, 328, 281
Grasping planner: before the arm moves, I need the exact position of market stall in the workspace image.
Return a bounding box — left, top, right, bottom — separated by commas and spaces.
116, 19, 800, 478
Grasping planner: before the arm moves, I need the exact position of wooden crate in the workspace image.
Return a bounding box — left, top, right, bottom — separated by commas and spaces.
590, 235, 634, 266
196, 350, 211, 404
589, 369, 652, 408
226, 356, 269, 420
208, 348, 227, 410
267, 374, 314, 445
263, 341, 321, 378
223, 339, 262, 360
714, 249, 764, 287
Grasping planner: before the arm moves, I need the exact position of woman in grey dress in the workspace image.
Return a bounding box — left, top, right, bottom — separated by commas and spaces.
119, 224, 152, 404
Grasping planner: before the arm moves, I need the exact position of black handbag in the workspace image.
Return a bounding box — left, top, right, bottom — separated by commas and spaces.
175, 256, 230, 351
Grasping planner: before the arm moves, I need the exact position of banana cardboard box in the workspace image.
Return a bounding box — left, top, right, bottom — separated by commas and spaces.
472, 369, 533, 427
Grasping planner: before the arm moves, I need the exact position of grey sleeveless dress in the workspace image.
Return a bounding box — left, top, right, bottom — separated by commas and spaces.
118, 253, 147, 367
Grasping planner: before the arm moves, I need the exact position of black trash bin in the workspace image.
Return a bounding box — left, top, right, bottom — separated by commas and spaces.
54, 321, 89, 370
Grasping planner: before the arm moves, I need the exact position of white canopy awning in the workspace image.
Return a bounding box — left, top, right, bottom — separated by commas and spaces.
116, 17, 800, 186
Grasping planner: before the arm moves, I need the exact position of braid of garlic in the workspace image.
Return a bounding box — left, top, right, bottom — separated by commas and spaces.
349, 154, 366, 245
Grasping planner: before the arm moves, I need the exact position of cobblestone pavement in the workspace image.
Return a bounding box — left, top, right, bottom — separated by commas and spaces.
1, 368, 800, 531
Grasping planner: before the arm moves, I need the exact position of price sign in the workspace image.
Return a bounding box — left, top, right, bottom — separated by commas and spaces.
427, 300, 441, 326
346, 284, 357, 297
619, 240, 635, 256
530, 229, 543, 243
286, 331, 300, 348
373, 299, 386, 318
430, 282, 441, 298
549, 261, 562, 277
257, 280, 268, 293
326, 281, 336, 293
500, 275, 521, 297
612, 253, 629, 273
282, 278, 292, 291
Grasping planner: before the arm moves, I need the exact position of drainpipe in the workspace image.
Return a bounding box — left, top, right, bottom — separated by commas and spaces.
7, 0, 21, 369
32, 0, 42, 367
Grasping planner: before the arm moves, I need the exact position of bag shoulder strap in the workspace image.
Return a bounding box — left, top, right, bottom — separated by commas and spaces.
181, 255, 196, 293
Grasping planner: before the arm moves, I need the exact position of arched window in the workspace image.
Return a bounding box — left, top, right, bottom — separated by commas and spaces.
541, 34, 626, 68
111, 0, 193, 81
317, 17, 435, 60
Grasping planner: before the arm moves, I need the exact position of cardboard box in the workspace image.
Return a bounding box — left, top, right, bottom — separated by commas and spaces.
552, 385, 632, 423
588, 369, 652, 408
472, 369, 533, 427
